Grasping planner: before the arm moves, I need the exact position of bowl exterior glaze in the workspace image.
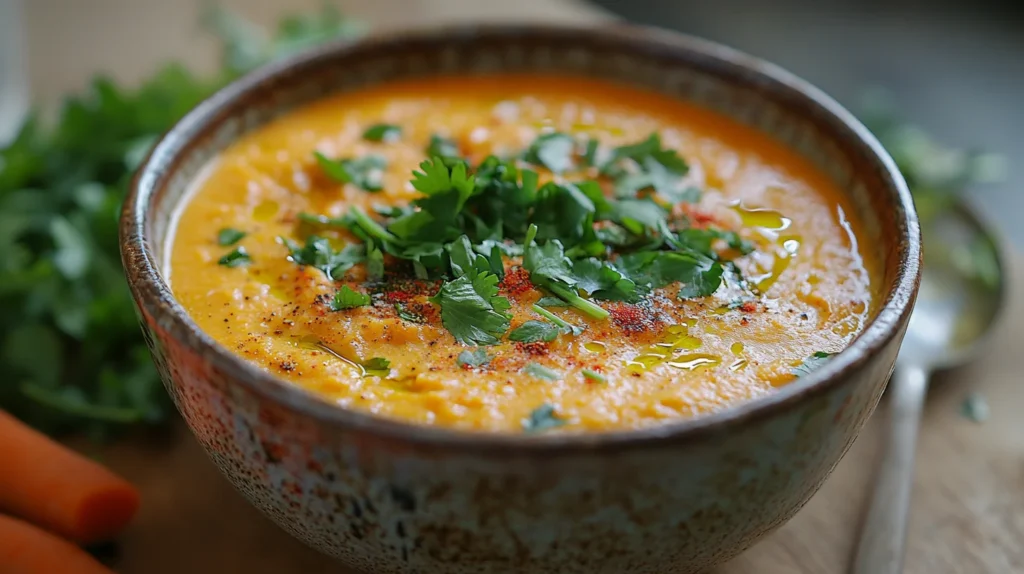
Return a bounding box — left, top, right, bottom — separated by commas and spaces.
122, 24, 920, 574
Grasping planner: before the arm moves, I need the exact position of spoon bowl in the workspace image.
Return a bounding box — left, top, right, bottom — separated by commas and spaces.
901, 201, 1005, 368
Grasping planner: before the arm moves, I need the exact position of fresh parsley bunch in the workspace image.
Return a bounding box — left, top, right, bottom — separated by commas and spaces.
0, 4, 364, 437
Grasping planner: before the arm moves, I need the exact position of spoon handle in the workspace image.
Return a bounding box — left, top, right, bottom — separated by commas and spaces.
851, 363, 929, 574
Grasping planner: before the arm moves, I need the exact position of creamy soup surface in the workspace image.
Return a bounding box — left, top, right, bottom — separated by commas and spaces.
169, 74, 880, 432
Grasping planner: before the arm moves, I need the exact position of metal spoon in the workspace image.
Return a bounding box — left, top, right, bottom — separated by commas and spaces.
851, 198, 1006, 574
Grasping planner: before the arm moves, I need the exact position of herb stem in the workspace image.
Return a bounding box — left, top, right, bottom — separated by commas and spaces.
349, 206, 402, 245
531, 304, 571, 329
547, 283, 609, 320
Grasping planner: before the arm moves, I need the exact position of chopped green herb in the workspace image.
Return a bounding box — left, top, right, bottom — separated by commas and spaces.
365, 241, 384, 282
582, 369, 607, 383
426, 134, 461, 161
571, 258, 639, 302
508, 320, 560, 343
394, 303, 425, 324
218, 246, 251, 267
792, 351, 835, 377
523, 362, 561, 381
429, 271, 511, 346
329, 286, 370, 310
456, 348, 490, 368
217, 227, 246, 246
535, 296, 569, 308
525, 132, 576, 174
361, 357, 391, 375
362, 123, 401, 142
531, 304, 584, 336
960, 392, 990, 423
522, 403, 565, 432
388, 158, 475, 243
283, 235, 364, 281
314, 151, 387, 192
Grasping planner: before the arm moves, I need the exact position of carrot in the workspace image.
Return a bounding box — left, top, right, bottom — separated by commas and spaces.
0, 411, 140, 544
0, 515, 114, 574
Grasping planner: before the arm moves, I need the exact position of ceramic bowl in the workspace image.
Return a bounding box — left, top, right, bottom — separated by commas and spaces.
121, 23, 920, 574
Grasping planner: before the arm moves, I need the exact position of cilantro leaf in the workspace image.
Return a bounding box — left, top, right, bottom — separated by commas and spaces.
792, 351, 834, 377
426, 134, 461, 162
388, 159, 475, 243
365, 241, 385, 282
522, 225, 609, 319
617, 251, 724, 298
523, 363, 561, 382
609, 198, 667, 235
508, 321, 560, 343
571, 258, 639, 302
530, 182, 597, 246
525, 132, 575, 173
329, 286, 370, 310
218, 246, 251, 267
361, 357, 391, 376
363, 123, 401, 142
457, 348, 490, 368
314, 151, 387, 192
217, 227, 246, 246
283, 236, 364, 281
603, 133, 691, 200
522, 403, 566, 432
429, 272, 511, 346
582, 369, 607, 383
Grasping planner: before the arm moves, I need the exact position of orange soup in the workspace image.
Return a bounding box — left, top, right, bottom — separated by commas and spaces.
168, 75, 881, 432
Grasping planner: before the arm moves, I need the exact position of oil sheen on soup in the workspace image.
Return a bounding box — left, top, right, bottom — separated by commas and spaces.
168, 75, 881, 433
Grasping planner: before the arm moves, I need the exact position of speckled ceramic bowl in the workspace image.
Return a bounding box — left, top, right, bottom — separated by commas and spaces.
121, 23, 920, 574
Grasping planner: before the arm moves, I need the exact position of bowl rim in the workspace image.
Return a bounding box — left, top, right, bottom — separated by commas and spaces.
122, 21, 921, 455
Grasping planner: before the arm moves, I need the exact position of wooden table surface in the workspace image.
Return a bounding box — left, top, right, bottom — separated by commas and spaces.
22, 1, 1022, 572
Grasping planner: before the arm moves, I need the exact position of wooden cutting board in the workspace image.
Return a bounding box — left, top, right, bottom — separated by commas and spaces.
24, 1, 1021, 572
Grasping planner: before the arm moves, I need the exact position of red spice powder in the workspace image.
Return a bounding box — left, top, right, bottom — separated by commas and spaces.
608, 303, 658, 333
516, 341, 550, 356
679, 204, 718, 228
739, 301, 758, 313
501, 267, 533, 296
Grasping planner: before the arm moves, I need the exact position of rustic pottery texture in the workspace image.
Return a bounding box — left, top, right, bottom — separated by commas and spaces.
121, 24, 920, 574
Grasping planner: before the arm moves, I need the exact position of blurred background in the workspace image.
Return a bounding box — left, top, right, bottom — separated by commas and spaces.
2, 0, 1018, 242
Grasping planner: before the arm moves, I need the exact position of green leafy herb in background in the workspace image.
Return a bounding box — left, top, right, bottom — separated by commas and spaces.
0, 4, 365, 438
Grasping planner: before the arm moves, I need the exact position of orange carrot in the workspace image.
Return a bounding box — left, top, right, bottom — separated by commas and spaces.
0, 410, 140, 544
0, 514, 115, 574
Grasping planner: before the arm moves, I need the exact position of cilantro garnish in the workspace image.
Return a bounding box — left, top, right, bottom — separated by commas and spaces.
217, 227, 246, 246
616, 251, 724, 298
522, 225, 609, 319
571, 258, 639, 302
508, 321, 560, 343
582, 369, 607, 383
522, 403, 565, 432
394, 303, 425, 323
362, 123, 401, 142
429, 268, 511, 345
457, 349, 490, 368
329, 286, 370, 310
525, 132, 576, 174
426, 134, 461, 162
523, 363, 561, 382
314, 151, 387, 192
388, 158, 475, 243
361, 357, 391, 376
283, 235, 363, 281
602, 133, 691, 201
218, 246, 251, 267
792, 351, 835, 377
